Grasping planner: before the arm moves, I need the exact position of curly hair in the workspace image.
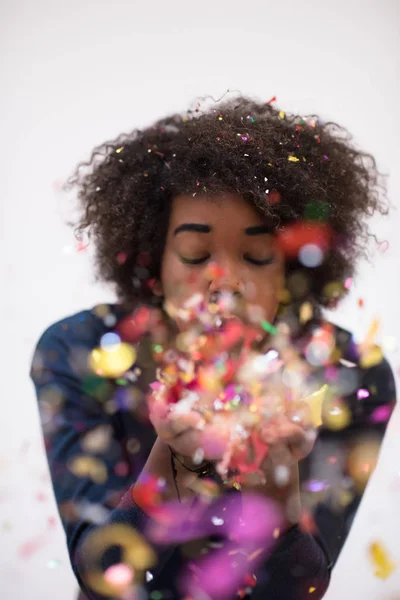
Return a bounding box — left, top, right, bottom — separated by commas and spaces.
67, 94, 388, 311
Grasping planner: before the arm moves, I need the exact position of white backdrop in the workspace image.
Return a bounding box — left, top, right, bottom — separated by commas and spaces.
1, 1, 399, 598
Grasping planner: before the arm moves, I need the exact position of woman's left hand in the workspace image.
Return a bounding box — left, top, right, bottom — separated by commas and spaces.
241, 417, 316, 526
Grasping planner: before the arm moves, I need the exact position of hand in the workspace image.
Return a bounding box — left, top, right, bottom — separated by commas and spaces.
241, 416, 316, 525
148, 387, 231, 461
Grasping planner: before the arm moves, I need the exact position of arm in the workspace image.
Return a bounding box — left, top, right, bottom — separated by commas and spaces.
300, 355, 396, 565
30, 319, 188, 599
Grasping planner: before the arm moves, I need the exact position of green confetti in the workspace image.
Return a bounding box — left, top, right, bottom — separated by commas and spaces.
150, 592, 163, 600
304, 200, 330, 222
261, 320, 278, 335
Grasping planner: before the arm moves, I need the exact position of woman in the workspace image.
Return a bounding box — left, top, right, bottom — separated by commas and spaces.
31, 96, 396, 600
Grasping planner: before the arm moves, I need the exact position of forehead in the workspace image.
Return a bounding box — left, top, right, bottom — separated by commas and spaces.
169, 193, 265, 227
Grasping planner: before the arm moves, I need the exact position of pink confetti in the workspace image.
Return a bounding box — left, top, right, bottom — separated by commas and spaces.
357, 388, 370, 400
370, 404, 393, 424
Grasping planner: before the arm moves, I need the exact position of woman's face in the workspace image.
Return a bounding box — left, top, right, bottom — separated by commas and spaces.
159, 194, 285, 327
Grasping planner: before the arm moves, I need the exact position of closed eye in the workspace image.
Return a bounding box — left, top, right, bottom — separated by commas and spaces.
179, 255, 210, 265
244, 253, 275, 266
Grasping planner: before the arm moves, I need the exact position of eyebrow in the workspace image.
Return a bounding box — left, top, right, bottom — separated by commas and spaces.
244, 225, 275, 236
173, 223, 211, 235
173, 223, 274, 236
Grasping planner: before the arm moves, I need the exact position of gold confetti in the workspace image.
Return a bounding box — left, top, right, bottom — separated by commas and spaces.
300, 302, 313, 324
288, 155, 300, 162
309, 587, 316, 593
89, 343, 137, 378
322, 399, 351, 431
279, 111, 285, 119
68, 456, 108, 484
304, 384, 328, 428
359, 345, 383, 369
81, 524, 157, 596
369, 541, 396, 580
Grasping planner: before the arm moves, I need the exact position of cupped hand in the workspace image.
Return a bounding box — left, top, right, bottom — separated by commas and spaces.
148, 389, 231, 461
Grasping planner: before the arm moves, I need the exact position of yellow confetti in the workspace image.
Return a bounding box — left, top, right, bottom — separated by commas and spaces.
369, 541, 396, 580
359, 345, 383, 369
68, 455, 108, 484
115, 146, 124, 153
322, 400, 351, 431
304, 384, 328, 427
273, 528, 280, 539
309, 587, 316, 593
279, 111, 285, 119
81, 524, 156, 596
288, 155, 300, 162
300, 301, 313, 324
89, 343, 137, 378
348, 438, 380, 492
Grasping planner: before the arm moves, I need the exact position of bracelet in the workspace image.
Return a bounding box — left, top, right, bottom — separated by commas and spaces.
169, 447, 215, 503
169, 447, 214, 477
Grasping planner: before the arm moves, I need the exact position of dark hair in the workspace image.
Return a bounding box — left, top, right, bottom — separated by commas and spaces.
67, 94, 388, 310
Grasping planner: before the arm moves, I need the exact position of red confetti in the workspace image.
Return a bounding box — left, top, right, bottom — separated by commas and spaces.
276, 221, 332, 258
116, 251, 128, 265
267, 96, 277, 104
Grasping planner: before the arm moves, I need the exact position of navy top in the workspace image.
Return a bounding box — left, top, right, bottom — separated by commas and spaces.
30, 304, 396, 600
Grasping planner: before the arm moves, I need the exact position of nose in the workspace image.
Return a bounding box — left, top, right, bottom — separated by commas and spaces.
208, 263, 244, 306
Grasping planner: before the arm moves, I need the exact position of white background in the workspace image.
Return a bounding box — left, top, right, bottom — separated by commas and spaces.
1, 1, 399, 598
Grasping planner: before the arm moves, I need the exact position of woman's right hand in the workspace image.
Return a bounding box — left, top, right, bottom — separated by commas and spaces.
148, 388, 231, 462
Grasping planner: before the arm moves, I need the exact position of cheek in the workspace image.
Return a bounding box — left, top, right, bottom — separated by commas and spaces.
248, 267, 284, 321
160, 252, 207, 304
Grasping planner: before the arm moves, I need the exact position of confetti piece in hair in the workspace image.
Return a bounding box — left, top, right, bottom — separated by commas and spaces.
267, 96, 277, 104
115, 146, 124, 154
116, 251, 128, 264
279, 111, 285, 119
77, 240, 88, 252
377, 240, 389, 253
268, 190, 281, 204
369, 541, 396, 580
288, 155, 300, 162
277, 222, 332, 259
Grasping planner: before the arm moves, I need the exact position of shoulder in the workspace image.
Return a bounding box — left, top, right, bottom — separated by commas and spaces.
34, 304, 126, 348
30, 303, 127, 385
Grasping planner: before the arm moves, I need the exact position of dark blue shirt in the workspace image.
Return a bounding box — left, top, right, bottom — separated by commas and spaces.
30, 304, 396, 600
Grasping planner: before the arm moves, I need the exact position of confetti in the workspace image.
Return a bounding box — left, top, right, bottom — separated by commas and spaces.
81, 524, 156, 597
369, 541, 396, 580
89, 343, 137, 378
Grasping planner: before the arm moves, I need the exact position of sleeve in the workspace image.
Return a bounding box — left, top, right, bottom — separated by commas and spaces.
253, 525, 332, 600
30, 322, 174, 600
300, 355, 396, 565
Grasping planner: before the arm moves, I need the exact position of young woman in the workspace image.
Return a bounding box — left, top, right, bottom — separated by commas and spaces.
31, 96, 396, 600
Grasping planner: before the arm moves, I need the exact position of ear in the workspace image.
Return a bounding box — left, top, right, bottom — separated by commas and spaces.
152, 279, 164, 297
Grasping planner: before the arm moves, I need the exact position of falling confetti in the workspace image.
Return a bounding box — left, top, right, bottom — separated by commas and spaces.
369, 541, 396, 580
